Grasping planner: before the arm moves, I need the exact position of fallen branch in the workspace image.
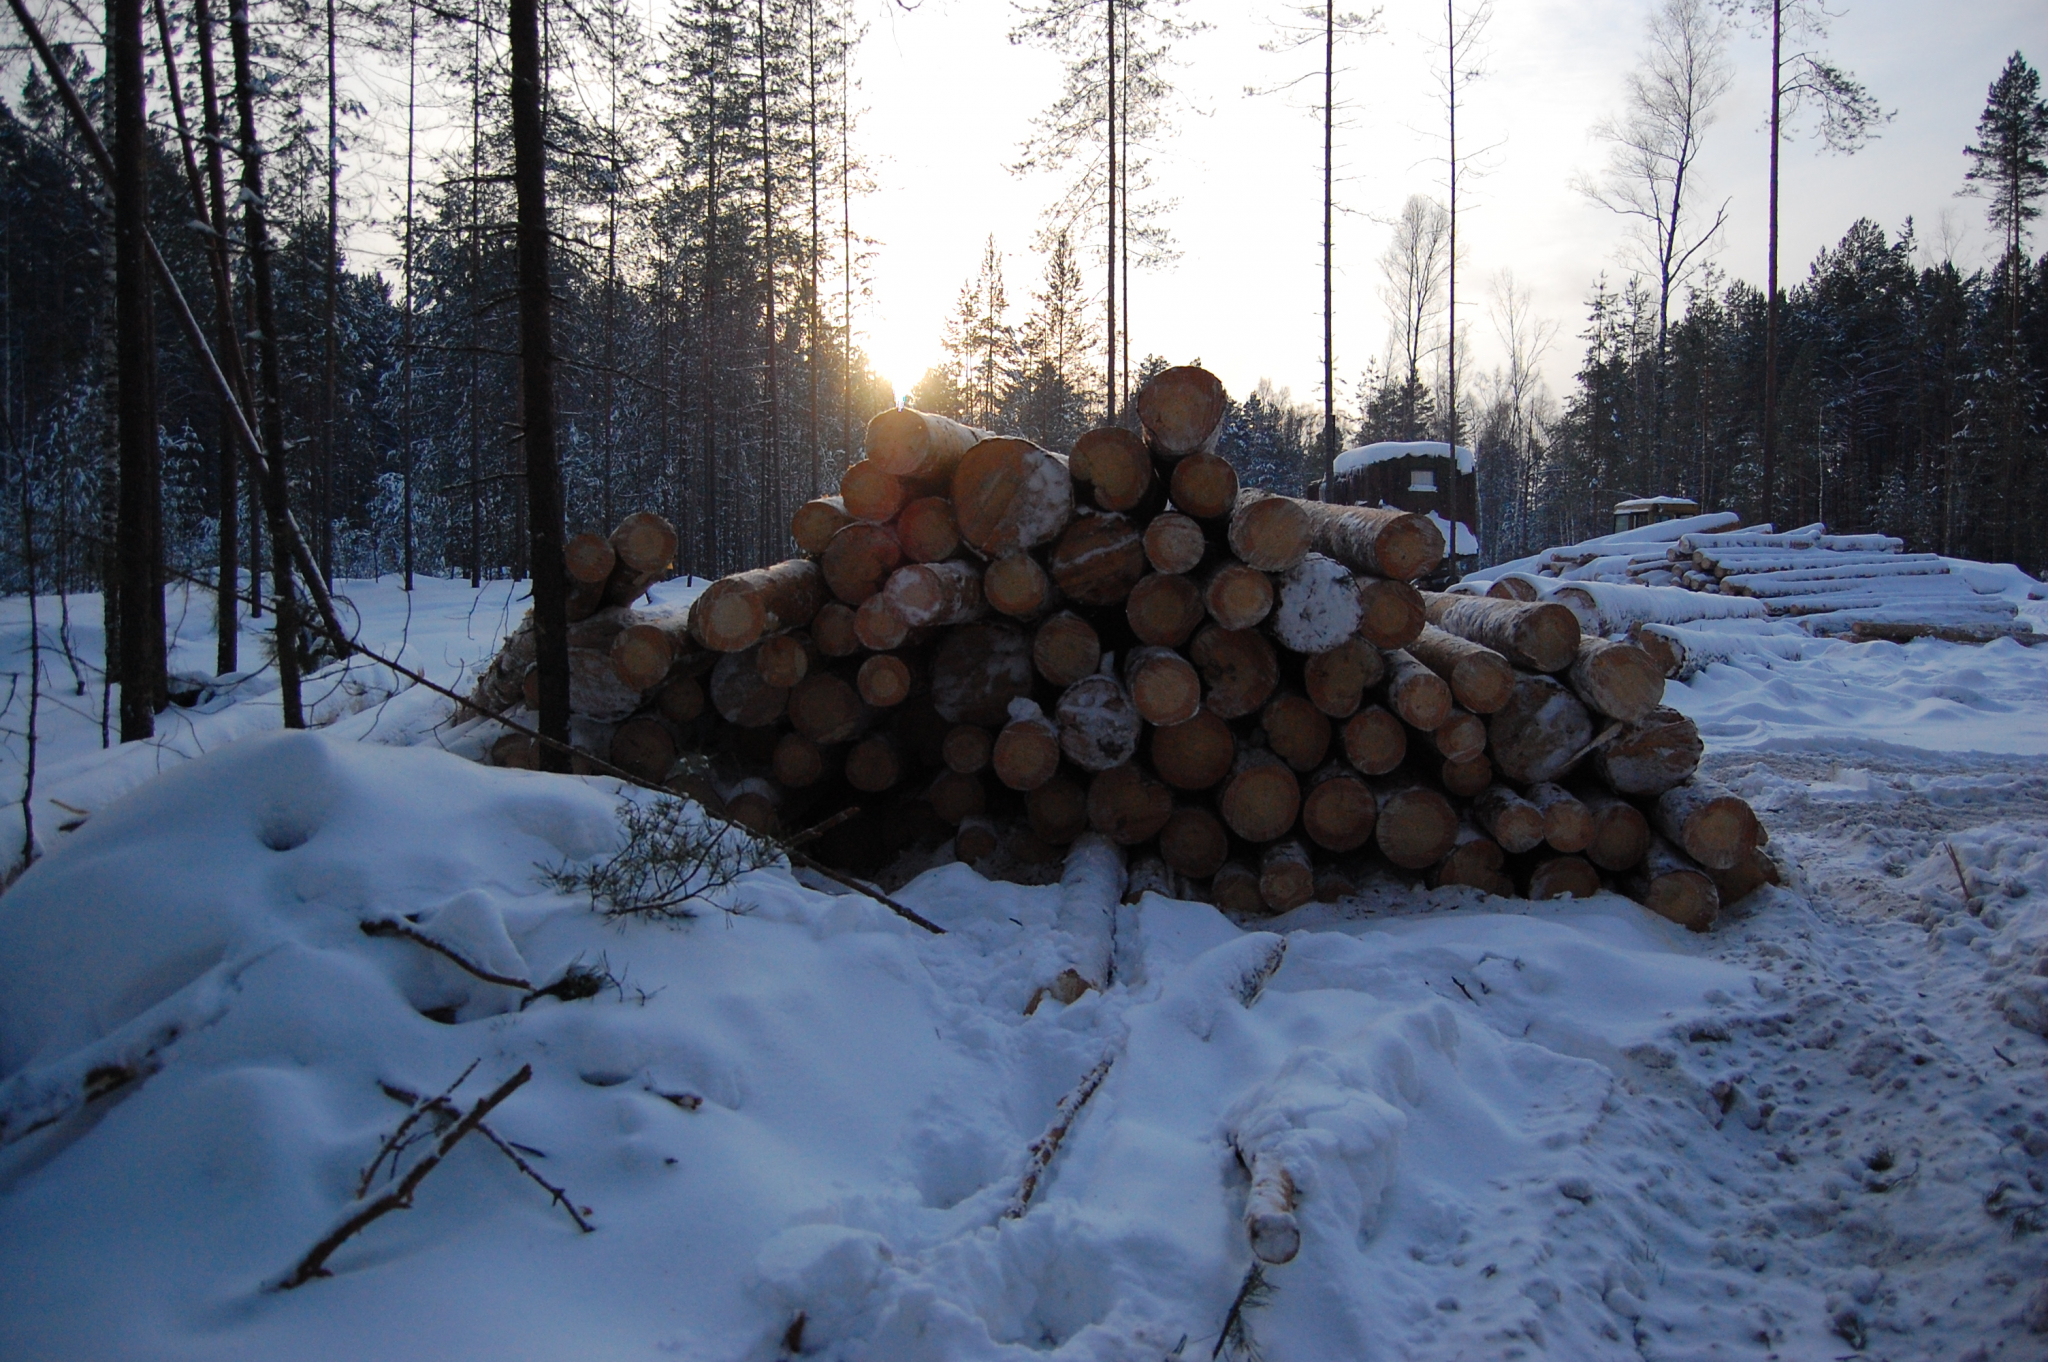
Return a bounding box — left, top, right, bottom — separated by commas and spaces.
360, 918, 533, 990
1004, 1051, 1116, 1219
277, 1064, 532, 1289
357, 1061, 480, 1196
1944, 841, 1979, 914
376, 1081, 595, 1234
1212, 1262, 1273, 1361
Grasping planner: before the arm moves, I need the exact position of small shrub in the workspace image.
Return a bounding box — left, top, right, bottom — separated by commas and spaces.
545, 796, 773, 922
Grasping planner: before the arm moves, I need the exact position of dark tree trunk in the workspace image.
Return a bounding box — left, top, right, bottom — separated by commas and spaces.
111, 0, 162, 740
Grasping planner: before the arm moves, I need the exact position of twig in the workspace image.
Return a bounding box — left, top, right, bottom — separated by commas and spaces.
277, 1065, 531, 1289
377, 1079, 596, 1232
783, 805, 860, 848
1212, 1263, 1272, 1361
1004, 1051, 1116, 1219
1943, 841, 1978, 913
360, 917, 533, 989
357, 1060, 481, 1196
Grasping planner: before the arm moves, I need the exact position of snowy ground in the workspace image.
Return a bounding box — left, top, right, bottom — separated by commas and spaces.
1, 580, 2046, 1360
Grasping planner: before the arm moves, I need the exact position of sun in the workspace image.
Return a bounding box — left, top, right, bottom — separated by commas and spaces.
861, 313, 937, 407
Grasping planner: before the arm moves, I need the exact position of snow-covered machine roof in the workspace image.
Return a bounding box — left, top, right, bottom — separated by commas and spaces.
1331, 440, 1476, 476
1615, 495, 1699, 511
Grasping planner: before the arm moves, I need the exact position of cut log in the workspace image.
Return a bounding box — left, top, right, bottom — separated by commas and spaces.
845, 733, 906, 792
1124, 645, 1203, 726
709, 649, 789, 728
656, 675, 704, 725
1032, 611, 1102, 687
1355, 577, 1428, 651
564, 532, 616, 584
928, 621, 1034, 727
942, 724, 992, 774
611, 511, 679, 575
856, 653, 921, 708
1159, 805, 1230, 878
1527, 782, 1593, 853
1219, 745, 1302, 843
1261, 691, 1333, 772
1651, 779, 1759, 871
1149, 710, 1236, 791
1303, 637, 1385, 718
927, 769, 987, 824
864, 406, 987, 481
1211, 861, 1264, 916
1259, 840, 1315, 913
839, 458, 913, 523
610, 622, 680, 692
811, 602, 861, 657
1423, 593, 1581, 674
896, 495, 962, 563
724, 778, 784, 836
1439, 752, 1494, 797
1373, 779, 1460, 870
689, 558, 827, 652
1623, 836, 1719, 932
564, 577, 607, 623
1405, 624, 1514, 714
984, 552, 1055, 619
771, 732, 832, 788
1168, 451, 1239, 520
606, 717, 676, 782
1473, 784, 1546, 853
1577, 786, 1651, 872
1591, 705, 1703, 796
1566, 636, 1665, 722
1027, 775, 1089, 845
1203, 560, 1276, 631
1189, 624, 1280, 719
1381, 649, 1453, 731
1143, 511, 1208, 574
821, 521, 903, 604
1487, 576, 1539, 601
993, 701, 1063, 791
1411, 700, 1478, 760
1227, 490, 1312, 572
1295, 501, 1445, 581
1630, 623, 1684, 679
1136, 364, 1227, 457
1708, 846, 1781, 906
1314, 865, 1355, 902
955, 816, 1000, 864
1056, 674, 1142, 771
1270, 554, 1364, 654
1301, 763, 1377, 852
1050, 512, 1148, 606
1488, 674, 1595, 784
951, 438, 1074, 554
1087, 763, 1174, 845
854, 593, 914, 652
561, 647, 646, 722
1127, 571, 1207, 647
884, 560, 986, 628
755, 632, 815, 688
1072, 426, 1155, 511
1430, 822, 1506, 891
791, 495, 853, 554
1340, 704, 1406, 775
491, 732, 537, 769
787, 671, 872, 744
1524, 855, 1601, 901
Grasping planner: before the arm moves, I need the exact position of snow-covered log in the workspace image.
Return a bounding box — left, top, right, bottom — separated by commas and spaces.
1486, 674, 1594, 784
1270, 555, 1364, 653
1056, 674, 1142, 771
952, 438, 1075, 555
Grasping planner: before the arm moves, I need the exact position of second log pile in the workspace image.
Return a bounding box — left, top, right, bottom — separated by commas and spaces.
478, 364, 1771, 932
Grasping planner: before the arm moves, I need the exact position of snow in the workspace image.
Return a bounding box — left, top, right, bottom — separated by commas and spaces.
1423, 512, 1478, 557
1330, 441, 1476, 476
4, 574, 2048, 1358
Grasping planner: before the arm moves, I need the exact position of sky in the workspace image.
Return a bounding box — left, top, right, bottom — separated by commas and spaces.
845, 0, 2038, 416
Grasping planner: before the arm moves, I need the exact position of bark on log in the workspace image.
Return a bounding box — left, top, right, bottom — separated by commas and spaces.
1651, 778, 1759, 871
942, 724, 993, 775
755, 632, 815, 688
709, 648, 789, 728
1270, 555, 1364, 654
854, 593, 914, 652
1430, 822, 1505, 891
772, 731, 832, 788
564, 532, 616, 584
1304, 637, 1385, 718
927, 769, 986, 824
1050, 512, 1148, 606
1032, 611, 1102, 687
821, 521, 903, 605
1566, 636, 1666, 722
492, 732, 537, 769
1219, 745, 1302, 843
787, 671, 872, 744
1261, 691, 1333, 772
1373, 779, 1460, 870
1056, 674, 1142, 771
845, 733, 906, 792
1149, 710, 1236, 791
1527, 782, 1593, 854
1591, 705, 1703, 797
1708, 846, 1781, 906
931, 621, 1035, 726
811, 602, 861, 657
1405, 624, 1514, 714
1168, 451, 1238, 520
1127, 571, 1206, 647
598, 559, 665, 611
1315, 865, 1356, 902
1487, 576, 1539, 601
656, 675, 704, 725
1429, 709, 1487, 763
1259, 840, 1315, 913
1423, 593, 1581, 674
1474, 784, 1546, 853
1072, 426, 1155, 512
1143, 511, 1207, 574
611, 511, 678, 575
1524, 855, 1600, 901
952, 438, 1074, 555
896, 495, 962, 563
839, 458, 914, 523
993, 700, 1063, 791
985, 552, 1055, 619
1296, 501, 1445, 582
1211, 861, 1264, 916
1355, 578, 1428, 651
1189, 624, 1280, 720
1488, 674, 1595, 784
1302, 763, 1377, 853
1124, 645, 1202, 727
1439, 753, 1494, 798
1159, 805, 1230, 878
791, 495, 853, 555
857, 653, 921, 708
1136, 364, 1228, 458
884, 560, 986, 628
1227, 490, 1312, 572
724, 778, 784, 836
608, 717, 677, 782
1382, 649, 1453, 731
1623, 835, 1719, 932
1340, 704, 1406, 775
1027, 775, 1089, 845
1577, 786, 1651, 872
1087, 762, 1174, 845
955, 816, 1000, 864
1203, 560, 1275, 631
690, 558, 827, 653
864, 406, 987, 481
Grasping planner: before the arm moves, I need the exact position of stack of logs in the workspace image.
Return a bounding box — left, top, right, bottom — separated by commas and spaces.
471, 364, 1772, 930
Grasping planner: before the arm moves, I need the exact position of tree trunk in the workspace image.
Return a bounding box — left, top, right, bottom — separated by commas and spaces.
985, 551, 1056, 619
863, 407, 987, 481
1149, 709, 1235, 790
853, 593, 915, 651
896, 496, 961, 563
1430, 822, 1510, 895
564, 532, 617, 584
1227, 491, 1312, 572
821, 521, 903, 603
1087, 762, 1174, 844
1027, 774, 1089, 845
951, 438, 1074, 554
1270, 555, 1363, 654
792, 495, 853, 553
1304, 637, 1384, 718
1576, 786, 1650, 872
856, 652, 920, 708
1135, 364, 1227, 458
884, 560, 986, 628
1650, 778, 1759, 871
1168, 451, 1239, 520
1203, 560, 1275, 631
1159, 804, 1229, 878
1523, 854, 1600, 901
1031, 610, 1101, 686
788, 670, 871, 742
111, 0, 161, 740
1591, 705, 1702, 796
1623, 835, 1718, 931
1142, 510, 1207, 574
942, 724, 993, 774
1429, 709, 1485, 763
1072, 426, 1154, 512
709, 647, 791, 727
927, 769, 987, 824
1381, 649, 1453, 731
1189, 623, 1279, 719
1260, 691, 1332, 772
1487, 673, 1594, 784
931, 621, 1034, 725
845, 732, 905, 792
1296, 501, 1445, 581
1340, 704, 1406, 775
1302, 763, 1376, 852
1123, 645, 1202, 726
1126, 571, 1205, 647
1526, 781, 1593, 853
993, 701, 1062, 791
1219, 744, 1301, 843
1050, 512, 1147, 605
1422, 592, 1580, 674
691, 558, 827, 651
1372, 778, 1458, 869
1355, 577, 1427, 650
1439, 752, 1492, 798
1566, 636, 1665, 722
811, 601, 860, 656
1056, 673, 1141, 771
772, 731, 832, 788
1405, 624, 1513, 713
1258, 839, 1314, 912
1474, 784, 1544, 853
1211, 860, 1263, 916
609, 716, 678, 782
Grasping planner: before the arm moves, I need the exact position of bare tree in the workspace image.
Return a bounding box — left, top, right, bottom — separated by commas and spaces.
1483, 269, 1557, 556
1434, 0, 1490, 562
1377, 193, 1449, 442
111, 0, 163, 739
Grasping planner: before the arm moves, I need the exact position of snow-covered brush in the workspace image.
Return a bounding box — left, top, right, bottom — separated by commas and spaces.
544, 794, 775, 923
